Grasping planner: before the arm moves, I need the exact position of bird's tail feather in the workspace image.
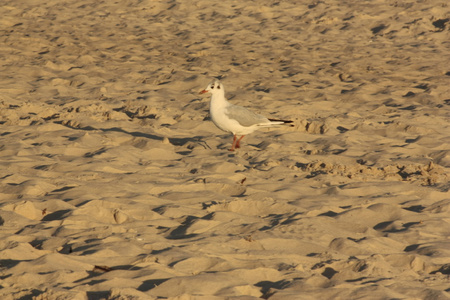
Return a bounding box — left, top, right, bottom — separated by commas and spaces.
268, 118, 293, 124
256, 118, 294, 128
268, 119, 294, 127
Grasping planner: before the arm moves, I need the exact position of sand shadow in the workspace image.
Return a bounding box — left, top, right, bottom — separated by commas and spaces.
138, 278, 170, 292
56, 121, 210, 149
255, 279, 292, 299
103, 127, 210, 149
165, 215, 200, 240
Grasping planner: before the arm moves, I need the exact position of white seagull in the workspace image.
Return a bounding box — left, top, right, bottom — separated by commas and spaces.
200, 79, 293, 151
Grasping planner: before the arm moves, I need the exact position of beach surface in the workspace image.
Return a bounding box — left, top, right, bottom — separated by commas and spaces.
0, 0, 449, 299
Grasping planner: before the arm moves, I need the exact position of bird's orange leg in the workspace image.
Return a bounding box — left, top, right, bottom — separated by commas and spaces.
229, 135, 237, 151
235, 135, 245, 149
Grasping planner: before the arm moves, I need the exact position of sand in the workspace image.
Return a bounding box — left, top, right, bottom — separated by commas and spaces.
0, 0, 449, 299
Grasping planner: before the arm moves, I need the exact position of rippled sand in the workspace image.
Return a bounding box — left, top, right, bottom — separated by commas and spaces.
0, 0, 449, 299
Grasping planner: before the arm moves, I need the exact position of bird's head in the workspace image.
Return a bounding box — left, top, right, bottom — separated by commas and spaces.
199, 79, 224, 95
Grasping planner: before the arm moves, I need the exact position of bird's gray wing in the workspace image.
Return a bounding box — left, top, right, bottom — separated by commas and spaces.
225, 104, 270, 127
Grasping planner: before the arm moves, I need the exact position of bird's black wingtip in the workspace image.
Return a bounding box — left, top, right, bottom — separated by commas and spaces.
268, 118, 294, 124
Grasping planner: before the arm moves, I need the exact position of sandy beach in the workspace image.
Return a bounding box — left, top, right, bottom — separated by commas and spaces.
0, 0, 449, 299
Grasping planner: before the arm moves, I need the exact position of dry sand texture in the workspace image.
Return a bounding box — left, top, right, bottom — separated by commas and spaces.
1, 0, 450, 299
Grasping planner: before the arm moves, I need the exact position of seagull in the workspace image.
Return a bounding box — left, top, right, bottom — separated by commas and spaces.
200, 79, 293, 151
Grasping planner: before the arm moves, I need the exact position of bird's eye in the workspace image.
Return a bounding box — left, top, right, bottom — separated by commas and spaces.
217, 85, 220, 89
211, 85, 215, 89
